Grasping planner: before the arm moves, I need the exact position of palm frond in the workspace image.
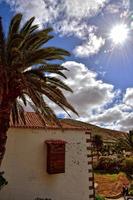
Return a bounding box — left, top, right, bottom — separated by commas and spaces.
26, 69, 70, 91
46, 77, 73, 92
25, 74, 78, 116
20, 16, 35, 36
25, 47, 70, 67
0, 13, 78, 126
6, 35, 24, 65
11, 99, 26, 124
19, 94, 27, 106
28, 99, 61, 127
7, 13, 22, 44
30, 64, 68, 78
29, 25, 39, 34
20, 28, 53, 50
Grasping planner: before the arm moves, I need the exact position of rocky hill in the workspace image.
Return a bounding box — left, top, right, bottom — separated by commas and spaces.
61, 119, 127, 142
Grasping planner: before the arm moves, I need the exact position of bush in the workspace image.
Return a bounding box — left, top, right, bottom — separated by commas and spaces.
129, 190, 133, 195
94, 156, 121, 173
0, 172, 8, 190
120, 157, 133, 175
95, 194, 105, 200
129, 184, 133, 195
94, 156, 133, 176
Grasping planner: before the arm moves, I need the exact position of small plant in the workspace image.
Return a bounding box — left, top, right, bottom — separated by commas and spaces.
129, 190, 133, 195
94, 156, 121, 173
95, 194, 105, 200
129, 184, 133, 196
120, 157, 133, 175
0, 171, 8, 190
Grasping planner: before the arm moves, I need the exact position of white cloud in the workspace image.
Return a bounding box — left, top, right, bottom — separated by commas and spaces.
122, 0, 130, 10
73, 33, 105, 57
5, 0, 131, 58
105, 4, 121, 14
89, 107, 123, 123
48, 61, 133, 131
123, 88, 133, 108
52, 61, 116, 118
5, 0, 108, 57
118, 112, 133, 131
5, 0, 60, 28
64, 0, 108, 19
16, 59, 133, 132
37, 61, 133, 132
55, 20, 96, 39
88, 103, 133, 132
5, 0, 108, 29
4, 0, 133, 131
105, 0, 130, 14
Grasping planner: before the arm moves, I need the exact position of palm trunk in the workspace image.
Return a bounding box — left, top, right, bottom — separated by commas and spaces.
0, 89, 20, 167
0, 104, 11, 167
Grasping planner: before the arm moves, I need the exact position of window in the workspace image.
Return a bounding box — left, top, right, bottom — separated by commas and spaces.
45, 140, 66, 174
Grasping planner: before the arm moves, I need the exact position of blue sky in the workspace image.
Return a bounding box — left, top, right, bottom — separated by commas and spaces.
0, 0, 133, 131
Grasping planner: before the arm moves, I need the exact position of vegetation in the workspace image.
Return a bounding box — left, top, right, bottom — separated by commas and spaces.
93, 156, 121, 173
92, 134, 103, 158
94, 156, 133, 176
112, 139, 125, 154
93, 132, 133, 198
0, 171, 8, 190
112, 130, 133, 154
0, 13, 78, 187
95, 194, 105, 200
101, 144, 112, 156
93, 135, 103, 151
121, 157, 133, 176
129, 184, 133, 195
95, 172, 130, 197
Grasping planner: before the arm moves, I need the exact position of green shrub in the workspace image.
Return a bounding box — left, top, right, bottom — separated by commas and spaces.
129, 184, 133, 195
95, 194, 105, 200
120, 157, 133, 175
0, 172, 8, 190
129, 190, 133, 195
93, 161, 99, 170
94, 156, 121, 173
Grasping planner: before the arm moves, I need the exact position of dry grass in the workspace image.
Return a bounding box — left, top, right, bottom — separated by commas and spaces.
95, 172, 130, 197
61, 118, 127, 141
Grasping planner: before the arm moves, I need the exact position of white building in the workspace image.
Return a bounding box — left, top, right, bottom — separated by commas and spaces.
0, 112, 94, 200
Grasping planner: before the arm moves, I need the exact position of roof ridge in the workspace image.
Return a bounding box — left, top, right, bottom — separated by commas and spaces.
10, 112, 90, 130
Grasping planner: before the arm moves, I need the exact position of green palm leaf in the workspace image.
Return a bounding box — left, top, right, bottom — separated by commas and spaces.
0, 13, 78, 126
20, 16, 35, 36
7, 14, 22, 48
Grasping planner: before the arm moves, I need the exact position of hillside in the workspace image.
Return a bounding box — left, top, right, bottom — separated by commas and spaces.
60, 119, 127, 142
10, 112, 127, 142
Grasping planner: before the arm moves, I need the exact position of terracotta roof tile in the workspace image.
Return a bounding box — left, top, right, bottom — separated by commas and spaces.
10, 112, 89, 131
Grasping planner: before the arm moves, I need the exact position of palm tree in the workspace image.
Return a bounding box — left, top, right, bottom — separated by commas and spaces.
0, 13, 78, 170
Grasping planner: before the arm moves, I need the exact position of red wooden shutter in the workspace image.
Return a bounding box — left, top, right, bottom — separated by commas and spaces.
45, 140, 66, 174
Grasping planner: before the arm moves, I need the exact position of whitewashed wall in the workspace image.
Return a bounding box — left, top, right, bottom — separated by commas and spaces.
0, 128, 94, 200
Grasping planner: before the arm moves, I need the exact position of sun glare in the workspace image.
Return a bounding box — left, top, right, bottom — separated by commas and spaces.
109, 24, 129, 45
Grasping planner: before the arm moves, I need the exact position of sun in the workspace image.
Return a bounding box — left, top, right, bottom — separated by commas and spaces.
109, 24, 129, 45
